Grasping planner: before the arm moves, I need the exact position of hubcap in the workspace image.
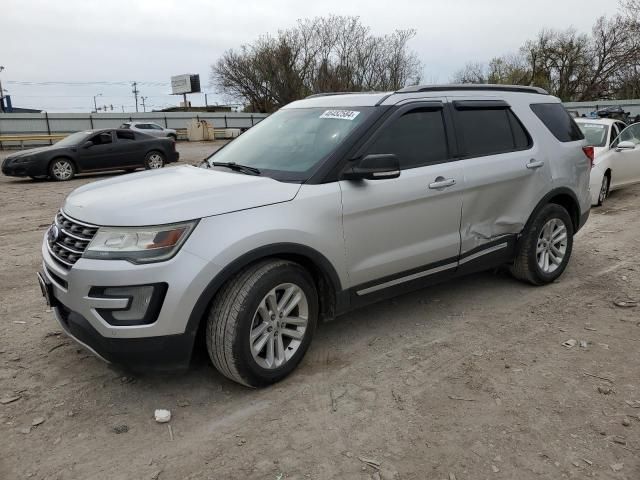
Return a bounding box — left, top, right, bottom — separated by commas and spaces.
249, 283, 308, 370
52, 161, 72, 180
148, 154, 163, 169
536, 218, 568, 274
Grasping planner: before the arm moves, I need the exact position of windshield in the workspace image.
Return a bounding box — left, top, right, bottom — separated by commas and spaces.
205, 107, 373, 180
55, 131, 93, 147
576, 122, 608, 147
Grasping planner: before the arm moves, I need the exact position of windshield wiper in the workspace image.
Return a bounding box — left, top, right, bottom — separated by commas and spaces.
211, 161, 261, 175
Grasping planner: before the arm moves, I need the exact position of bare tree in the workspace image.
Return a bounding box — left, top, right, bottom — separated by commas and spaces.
450, 62, 487, 84
212, 16, 422, 112
451, 6, 640, 102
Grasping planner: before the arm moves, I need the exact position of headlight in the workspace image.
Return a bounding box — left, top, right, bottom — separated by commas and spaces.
83, 220, 197, 263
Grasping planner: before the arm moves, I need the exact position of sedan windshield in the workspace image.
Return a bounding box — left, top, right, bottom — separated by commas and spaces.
205, 107, 373, 180
55, 131, 93, 147
577, 122, 608, 147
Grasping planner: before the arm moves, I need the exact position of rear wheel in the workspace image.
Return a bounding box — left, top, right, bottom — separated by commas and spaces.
597, 174, 610, 206
510, 204, 574, 285
206, 259, 318, 387
144, 151, 165, 170
49, 158, 75, 181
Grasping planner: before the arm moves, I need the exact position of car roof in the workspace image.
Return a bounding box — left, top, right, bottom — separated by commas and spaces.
284, 84, 553, 109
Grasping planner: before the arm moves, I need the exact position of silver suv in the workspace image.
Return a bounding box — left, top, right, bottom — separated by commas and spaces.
39, 85, 591, 387
120, 122, 177, 141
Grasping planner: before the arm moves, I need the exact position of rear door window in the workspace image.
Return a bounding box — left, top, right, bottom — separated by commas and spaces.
454, 106, 531, 157
116, 130, 135, 141
530, 103, 584, 142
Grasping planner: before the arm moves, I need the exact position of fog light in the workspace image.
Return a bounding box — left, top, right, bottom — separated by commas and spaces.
104, 286, 154, 321
91, 283, 167, 326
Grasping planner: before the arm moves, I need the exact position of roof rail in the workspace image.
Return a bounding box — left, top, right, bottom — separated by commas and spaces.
305, 91, 382, 99
396, 84, 549, 95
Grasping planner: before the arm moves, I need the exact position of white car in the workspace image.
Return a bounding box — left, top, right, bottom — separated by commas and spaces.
575, 118, 640, 205
120, 122, 177, 141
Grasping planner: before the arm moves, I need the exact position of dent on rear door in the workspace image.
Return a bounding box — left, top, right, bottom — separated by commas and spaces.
459, 146, 551, 254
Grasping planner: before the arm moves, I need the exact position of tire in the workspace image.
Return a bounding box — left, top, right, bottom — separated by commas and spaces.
510, 203, 574, 286
206, 259, 318, 387
144, 151, 165, 170
597, 174, 610, 206
49, 158, 75, 181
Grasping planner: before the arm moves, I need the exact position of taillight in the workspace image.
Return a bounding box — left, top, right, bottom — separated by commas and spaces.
582, 146, 594, 168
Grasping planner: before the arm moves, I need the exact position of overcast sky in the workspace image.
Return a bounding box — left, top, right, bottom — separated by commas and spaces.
2, 0, 617, 112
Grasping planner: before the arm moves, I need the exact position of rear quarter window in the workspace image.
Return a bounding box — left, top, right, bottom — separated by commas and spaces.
531, 103, 584, 142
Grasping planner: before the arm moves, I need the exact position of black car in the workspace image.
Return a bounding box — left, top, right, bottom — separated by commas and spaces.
1, 129, 179, 181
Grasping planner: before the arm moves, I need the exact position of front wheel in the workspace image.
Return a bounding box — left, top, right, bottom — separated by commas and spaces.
510, 204, 574, 285
597, 174, 610, 206
49, 158, 75, 181
144, 151, 165, 170
206, 260, 318, 387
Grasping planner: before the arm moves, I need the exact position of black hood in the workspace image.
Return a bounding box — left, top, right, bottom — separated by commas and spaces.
5, 145, 66, 160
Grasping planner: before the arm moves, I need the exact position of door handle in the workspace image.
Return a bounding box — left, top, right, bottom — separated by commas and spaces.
428, 177, 456, 189
526, 159, 545, 169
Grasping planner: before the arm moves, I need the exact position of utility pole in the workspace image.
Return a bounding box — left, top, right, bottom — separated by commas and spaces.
132, 81, 139, 113
141, 96, 147, 112
0, 66, 5, 113
204, 93, 208, 107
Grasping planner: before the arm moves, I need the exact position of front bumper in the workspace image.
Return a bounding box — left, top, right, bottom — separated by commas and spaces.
589, 165, 604, 205
2, 160, 46, 177
41, 234, 213, 369
52, 303, 194, 371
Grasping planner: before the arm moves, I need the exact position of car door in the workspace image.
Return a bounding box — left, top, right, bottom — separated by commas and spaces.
339, 101, 464, 295
451, 98, 551, 260
115, 130, 146, 167
148, 123, 166, 137
76, 131, 116, 171
611, 123, 640, 187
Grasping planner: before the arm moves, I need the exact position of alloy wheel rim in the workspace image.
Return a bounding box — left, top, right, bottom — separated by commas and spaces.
536, 218, 568, 274
53, 161, 72, 180
148, 154, 163, 168
249, 283, 308, 370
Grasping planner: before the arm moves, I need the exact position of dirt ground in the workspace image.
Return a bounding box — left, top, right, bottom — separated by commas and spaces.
1, 141, 639, 480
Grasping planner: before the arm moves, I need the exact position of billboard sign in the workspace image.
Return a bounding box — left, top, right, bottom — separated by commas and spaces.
171, 74, 201, 94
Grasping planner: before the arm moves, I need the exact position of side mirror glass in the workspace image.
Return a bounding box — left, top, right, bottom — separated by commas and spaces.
616, 140, 636, 151
82, 140, 93, 149
342, 154, 400, 181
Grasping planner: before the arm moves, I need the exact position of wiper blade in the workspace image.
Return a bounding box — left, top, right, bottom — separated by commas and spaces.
211, 161, 261, 175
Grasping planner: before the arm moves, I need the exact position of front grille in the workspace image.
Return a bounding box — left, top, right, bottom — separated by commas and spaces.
47, 210, 98, 268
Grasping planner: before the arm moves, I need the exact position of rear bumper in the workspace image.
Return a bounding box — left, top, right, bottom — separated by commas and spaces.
578, 209, 590, 232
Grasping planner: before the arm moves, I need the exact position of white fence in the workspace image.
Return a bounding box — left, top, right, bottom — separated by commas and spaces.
0, 111, 267, 137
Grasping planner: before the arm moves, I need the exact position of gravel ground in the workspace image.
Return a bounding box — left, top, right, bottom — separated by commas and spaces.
0, 141, 639, 479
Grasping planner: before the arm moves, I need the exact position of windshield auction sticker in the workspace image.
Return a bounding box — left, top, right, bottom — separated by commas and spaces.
319, 110, 360, 120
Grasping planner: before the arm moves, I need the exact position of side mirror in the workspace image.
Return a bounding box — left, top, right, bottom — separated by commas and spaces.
82, 140, 93, 149
342, 154, 400, 181
616, 140, 636, 152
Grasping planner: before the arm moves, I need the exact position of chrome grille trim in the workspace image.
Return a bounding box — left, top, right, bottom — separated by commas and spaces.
47, 210, 99, 269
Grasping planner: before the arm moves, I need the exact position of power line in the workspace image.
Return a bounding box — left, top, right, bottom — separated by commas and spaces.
7, 80, 170, 86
